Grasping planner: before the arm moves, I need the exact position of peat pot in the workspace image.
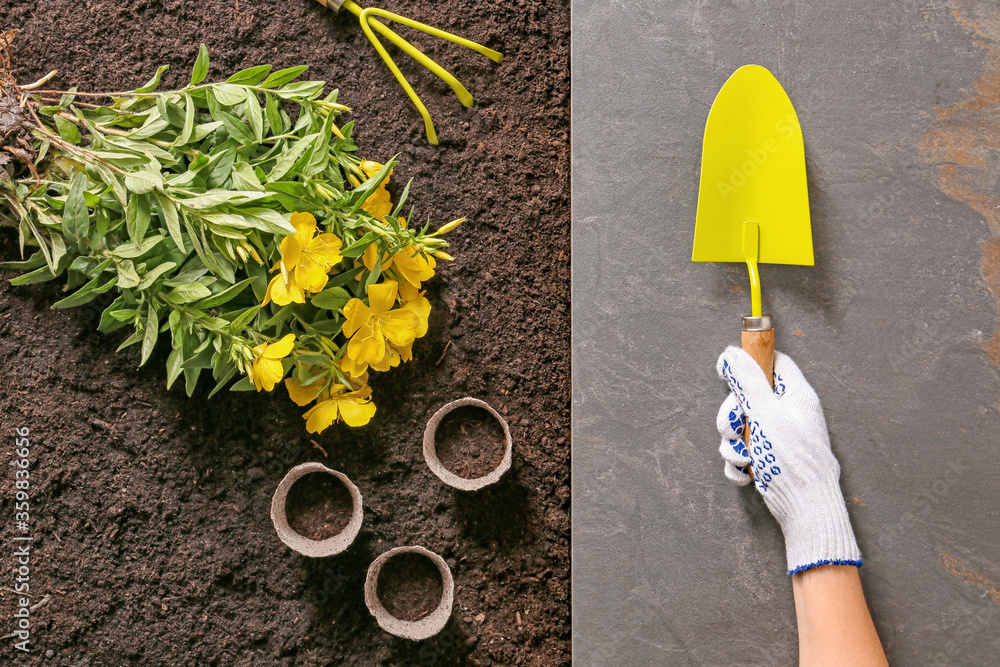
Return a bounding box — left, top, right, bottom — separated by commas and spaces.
423, 397, 513, 491
364, 545, 455, 640
270, 462, 363, 557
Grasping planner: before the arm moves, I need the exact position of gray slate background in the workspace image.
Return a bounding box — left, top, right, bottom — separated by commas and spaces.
572, 0, 1000, 664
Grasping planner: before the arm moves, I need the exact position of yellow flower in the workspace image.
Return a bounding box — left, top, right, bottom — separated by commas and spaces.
263, 261, 305, 306
285, 374, 325, 406
362, 242, 394, 272
392, 245, 436, 288
390, 284, 431, 362
280, 212, 343, 293
342, 281, 419, 366
249, 334, 295, 391
359, 162, 394, 221
302, 385, 377, 431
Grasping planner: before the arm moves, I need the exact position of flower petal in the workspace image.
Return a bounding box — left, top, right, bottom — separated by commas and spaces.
367, 281, 399, 315
309, 234, 343, 266
347, 323, 385, 365
382, 308, 419, 347
303, 399, 340, 434
290, 211, 318, 239
343, 298, 371, 338
265, 273, 305, 306
285, 377, 324, 406
401, 295, 431, 338
264, 333, 296, 359
339, 353, 369, 378
279, 234, 304, 270
295, 258, 330, 294
337, 395, 376, 427
256, 357, 285, 391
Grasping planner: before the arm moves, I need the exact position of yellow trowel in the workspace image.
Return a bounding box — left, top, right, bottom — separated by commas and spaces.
693, 64, 813, 390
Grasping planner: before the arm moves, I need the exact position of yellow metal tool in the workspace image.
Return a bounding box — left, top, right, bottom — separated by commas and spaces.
693, 64, 813, 391
314, 0, 503, 145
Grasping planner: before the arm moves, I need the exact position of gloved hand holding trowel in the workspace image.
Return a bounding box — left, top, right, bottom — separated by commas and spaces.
695, 66, 888, 666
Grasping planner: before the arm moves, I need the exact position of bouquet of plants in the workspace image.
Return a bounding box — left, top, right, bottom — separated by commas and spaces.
0, 39, 460, 433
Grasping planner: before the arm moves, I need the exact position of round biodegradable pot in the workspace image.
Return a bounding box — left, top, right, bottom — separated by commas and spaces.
271, 462, 363, 557
423, 397, 513, 491
364, 546, 454, 640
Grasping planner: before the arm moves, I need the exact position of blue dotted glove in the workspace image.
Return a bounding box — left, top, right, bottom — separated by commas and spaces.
716, 346, 862, 575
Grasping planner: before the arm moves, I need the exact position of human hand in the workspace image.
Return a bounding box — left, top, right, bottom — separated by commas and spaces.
715, 346, 862, 574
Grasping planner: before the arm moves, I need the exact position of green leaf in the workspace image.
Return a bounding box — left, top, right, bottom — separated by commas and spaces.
124, 169, 164, 194
166, 347, 184, 389
154, 192, 185, 252
191, 44, 210, 85
226, 305, 260, 333
217, 110, 255, 144
117, 327, 144, 352
141, 302, 159, 366
177, 93, 196, 145
190, 120, 223, 142
231, 161, 264, 192
275, 80, 325, 100
184, 366, 202, 396
225, 65, 272, 86
132, 118, 170, 140
177, 189, 270, 210
229, 376, 256, 391
311, 286, 350, 311
10, 265, 58, 285
0, 251, 46, 271
261, 65, 309, 88
51, 259, 112, 308
126, 193, 152, 242
158, 97, 186, 127
263, 181, 322, 212
112, 233, 165, 259
207, 365, 239, 398
264, 93, 284, 134
116, 259, 141, 288
135, 64, 170, 93
266, 134, 315, 182
62, 174, 90, 241
95, 165, 128, 207
137, 261, 177, 290
202, 208, 295, 236
340, 231, 379, 258
245, 94, 264, 143
193, 277, 254, 309
167, 282, 213, 303
212, 84, 248, 106
53, 115, 82, 144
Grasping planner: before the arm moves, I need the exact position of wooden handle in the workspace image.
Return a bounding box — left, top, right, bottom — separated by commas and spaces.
741, 327, 775, 388
741, 325, 774, 479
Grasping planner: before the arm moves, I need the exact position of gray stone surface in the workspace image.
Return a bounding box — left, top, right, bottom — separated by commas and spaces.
571, 1, 1000, 664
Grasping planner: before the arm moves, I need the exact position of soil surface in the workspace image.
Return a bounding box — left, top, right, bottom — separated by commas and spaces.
435, 406, 507, 479
0, 0, 569, 665
376, 553, 445, 622
286, 472, 356, 541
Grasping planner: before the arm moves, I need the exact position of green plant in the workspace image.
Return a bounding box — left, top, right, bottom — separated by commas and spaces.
0, 43, 459, 432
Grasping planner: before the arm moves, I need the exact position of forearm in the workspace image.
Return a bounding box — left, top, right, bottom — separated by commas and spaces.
791, 564, 888, 667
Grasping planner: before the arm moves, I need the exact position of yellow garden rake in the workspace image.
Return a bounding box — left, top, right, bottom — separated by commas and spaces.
314, 0, 503, 145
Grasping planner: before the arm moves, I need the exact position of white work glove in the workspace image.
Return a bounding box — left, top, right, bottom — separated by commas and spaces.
716, 346, 862, 575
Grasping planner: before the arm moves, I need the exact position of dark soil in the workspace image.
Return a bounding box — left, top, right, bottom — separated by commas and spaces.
0, 0, 570, 665
435, 406, 507, 479
376, 553, 445, 622
286, 472, 355, 541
